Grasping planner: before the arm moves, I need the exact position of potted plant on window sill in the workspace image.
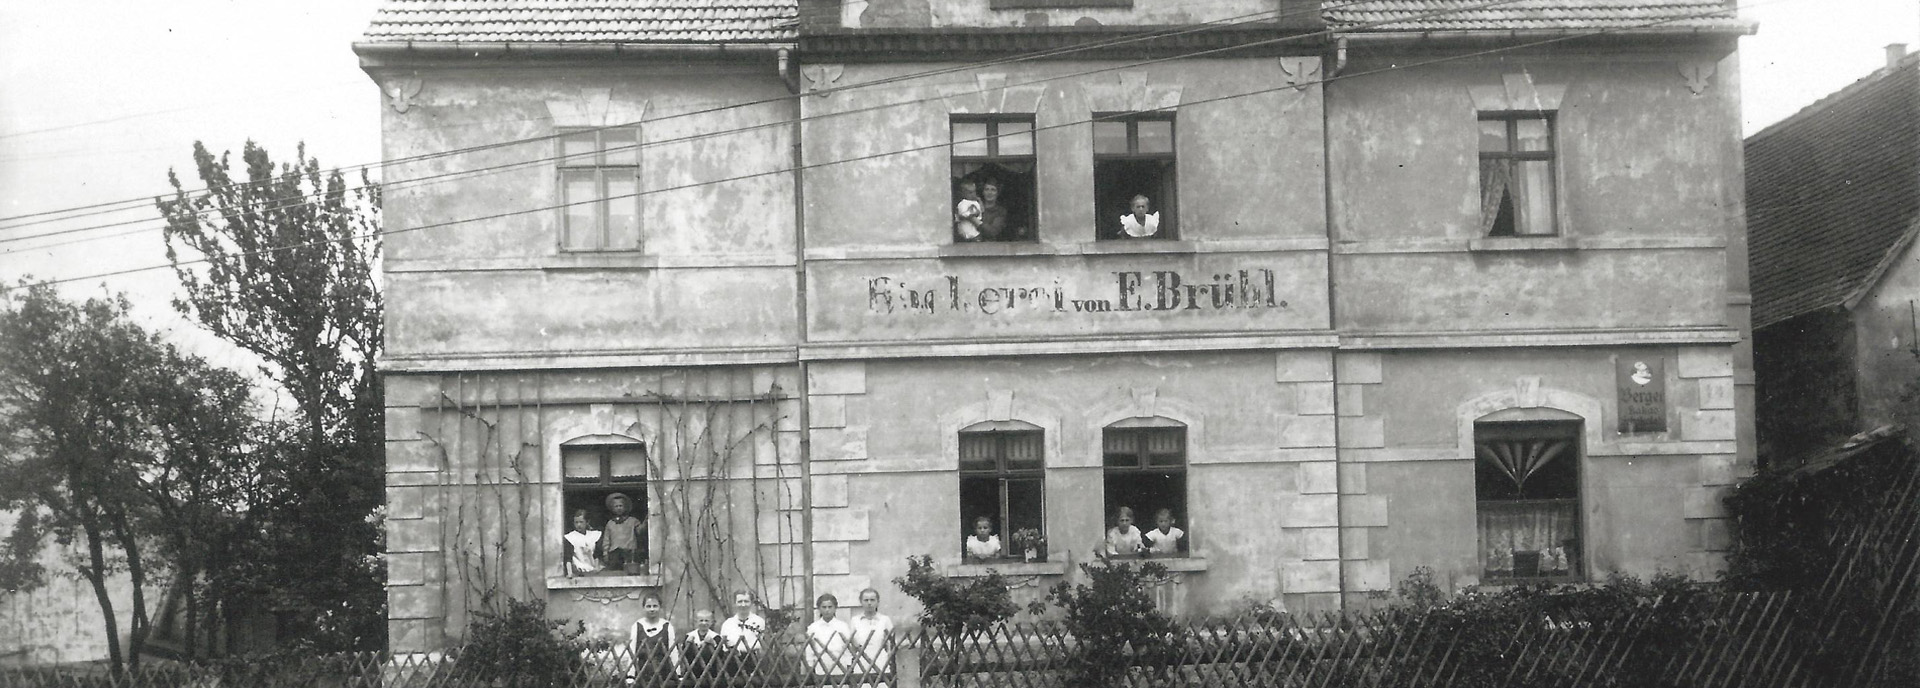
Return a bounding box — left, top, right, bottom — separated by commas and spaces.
1010, 528, 1047, 563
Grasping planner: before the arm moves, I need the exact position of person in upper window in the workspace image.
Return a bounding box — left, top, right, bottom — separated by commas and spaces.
603, 492, 645, 573
1105, 506, 1145, 557
965, 515, 1002, 561
1143, 508, 1185, 557
564, 509, 603, 576
954, 180, 983, 241
977, 179, 1010, 241
1120, 195, 1160, 238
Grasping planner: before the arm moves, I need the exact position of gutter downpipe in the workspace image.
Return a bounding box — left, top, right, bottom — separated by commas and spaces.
1324, 35, 1348, 612
782, 47, 817, 610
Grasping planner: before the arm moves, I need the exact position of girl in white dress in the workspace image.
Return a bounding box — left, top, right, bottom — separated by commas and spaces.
806, 593, 853, 677
1105, 506, 1145, 557
564, 509, 602, 575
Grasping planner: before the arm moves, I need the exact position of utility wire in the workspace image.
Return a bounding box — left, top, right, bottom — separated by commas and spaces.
0, 0, 1511, 246
12, 0, 1761, 290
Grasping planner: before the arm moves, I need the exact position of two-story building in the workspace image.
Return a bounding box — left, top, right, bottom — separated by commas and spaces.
358, 0, 1754, 652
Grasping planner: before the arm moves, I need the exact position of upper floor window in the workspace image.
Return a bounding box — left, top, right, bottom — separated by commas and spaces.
958, 422, 1046, 562
1094, 114, 1177, 240
559, 127, 641, 251
1475, 420, 1581, 582
1478, 114, 1556, 237
1102, 420, 1189, 557
562, 443, 649, 575
952, 116, 1037, 243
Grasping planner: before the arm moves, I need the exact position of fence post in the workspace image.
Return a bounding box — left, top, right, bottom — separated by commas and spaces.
894, 645, 921, 688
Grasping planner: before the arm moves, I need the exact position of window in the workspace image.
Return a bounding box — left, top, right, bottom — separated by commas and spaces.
1475, 420, 1581, 582
558, 127, 641, 251
1094, 114, 1177, 240
562, 443, 649, 574
951, 116, 1037, 242
1478, 114, 1557, 237
958, 423, 1045, 561
1102, 420, 1189, 557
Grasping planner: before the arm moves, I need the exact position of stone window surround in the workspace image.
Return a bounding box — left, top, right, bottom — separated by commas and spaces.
544, 407, 666, 590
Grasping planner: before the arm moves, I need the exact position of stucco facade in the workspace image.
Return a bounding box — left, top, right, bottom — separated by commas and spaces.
360, 0, 1753, 651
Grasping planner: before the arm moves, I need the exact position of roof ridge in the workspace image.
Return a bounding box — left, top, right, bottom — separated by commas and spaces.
1748, 49, 1920, 144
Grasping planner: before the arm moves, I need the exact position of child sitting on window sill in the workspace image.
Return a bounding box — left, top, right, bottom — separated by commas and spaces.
964, 515, 1002, 562
1143, 508, 1185, 557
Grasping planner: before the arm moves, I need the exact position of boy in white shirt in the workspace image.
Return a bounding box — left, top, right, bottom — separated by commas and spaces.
1143, 508, 1186, 557
964, 515, 1002, 561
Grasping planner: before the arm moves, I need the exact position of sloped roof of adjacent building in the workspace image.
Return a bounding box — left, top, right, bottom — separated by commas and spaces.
1747, 53, 1920, 330
361, 0, 799, 44
1324, 0, 1749, 33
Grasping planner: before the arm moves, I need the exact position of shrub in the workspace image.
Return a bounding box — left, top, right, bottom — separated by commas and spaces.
450, 595, 589, 687
892, 554, 1026, 637
1042, 554, 1176, 687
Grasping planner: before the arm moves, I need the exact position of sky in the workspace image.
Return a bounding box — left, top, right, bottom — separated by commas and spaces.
1, 0, 1918, 361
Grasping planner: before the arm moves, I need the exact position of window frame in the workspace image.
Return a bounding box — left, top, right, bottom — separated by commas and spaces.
556, 126, 643, 252
950, 115, 1040, 243
1473, 420, 1583, 584
559, 442, 651, 575
1101, 423, 1191, 557
1477, 112, 1559, 238
1092, 113, 1178, 240
957, 427, 1046, 562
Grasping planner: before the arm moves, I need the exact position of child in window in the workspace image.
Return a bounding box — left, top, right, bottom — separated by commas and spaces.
564, 509, 603, 576
683, 609, 723, 679
603, 492, 644, 573
1105, 506, 1144, 557
964, 515, 1002, 562
1120, 194, 1160, 238
1143, 508, 1185, 557
954, 180, 983, 241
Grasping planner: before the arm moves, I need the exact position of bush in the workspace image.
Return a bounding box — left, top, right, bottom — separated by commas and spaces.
1043, 554, 1176, 687
450, 596, 589, 687
892, 554, 1027, 637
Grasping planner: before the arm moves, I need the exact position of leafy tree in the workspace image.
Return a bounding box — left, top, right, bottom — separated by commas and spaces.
156, 141, 385, 650
0, 284, 263, 671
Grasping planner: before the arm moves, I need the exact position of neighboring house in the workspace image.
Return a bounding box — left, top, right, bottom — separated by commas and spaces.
1748, 45, 1920, 467
357, 0, 1755, 653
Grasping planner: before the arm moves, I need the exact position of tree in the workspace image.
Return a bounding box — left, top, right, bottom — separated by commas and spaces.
0, 284, 262, 671
156, 140, 385, 650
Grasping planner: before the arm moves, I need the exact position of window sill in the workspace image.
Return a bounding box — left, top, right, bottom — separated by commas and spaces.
946, 561, 1070, 578
546, 574, 664, 590
1467, 236, 1578, 252
937, 242, 1056, 259
542, 251, 658, 270
1090, 555, 1210, 573
1080, 240, 1195, 255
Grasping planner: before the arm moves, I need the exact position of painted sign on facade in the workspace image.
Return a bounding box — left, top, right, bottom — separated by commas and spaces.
1616, 357, 1667, 433
866, 269, 1286, 316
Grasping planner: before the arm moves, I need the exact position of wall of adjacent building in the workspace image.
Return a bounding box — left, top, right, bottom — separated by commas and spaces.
1854, 234, 1920, 437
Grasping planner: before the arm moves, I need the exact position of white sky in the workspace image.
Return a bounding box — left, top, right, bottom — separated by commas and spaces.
1, 0, 1917, 359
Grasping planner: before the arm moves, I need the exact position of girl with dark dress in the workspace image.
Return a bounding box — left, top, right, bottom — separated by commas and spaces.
628, 595, 677, 684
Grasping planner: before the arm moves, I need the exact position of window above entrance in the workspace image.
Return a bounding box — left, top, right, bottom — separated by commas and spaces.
1477, 113, 1557, 238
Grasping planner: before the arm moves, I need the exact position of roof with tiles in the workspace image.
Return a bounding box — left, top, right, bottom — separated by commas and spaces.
1324, 0, 1748, 33
1747, 52, 1920, 330
361, 0, 799, 44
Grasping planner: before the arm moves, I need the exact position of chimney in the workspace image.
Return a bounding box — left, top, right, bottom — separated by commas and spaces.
1889, 43, 1910, 68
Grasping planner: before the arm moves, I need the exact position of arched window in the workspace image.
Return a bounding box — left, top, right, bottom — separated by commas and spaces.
1475, 418, 1581, 582
958, 421, 1045, 562
561, 440, 648, 574
1103, 418, 1189, 557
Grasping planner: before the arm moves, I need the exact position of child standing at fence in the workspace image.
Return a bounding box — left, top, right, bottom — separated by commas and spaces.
807, 593, 853, 677
682, 609, 724, 680
1105, 506, 1144, 557
1143, 508, 1186, 557
850, 587, 895, 687
720, 590, 765, 676
965, 515, 1002, 561
628, 594, 677, 683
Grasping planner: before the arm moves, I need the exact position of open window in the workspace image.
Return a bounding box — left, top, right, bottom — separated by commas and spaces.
1102, 419, 1189, 557
951, 116, 1038, 242
1475, 420, 1582, 582
1478, 113, 1557, 237
1094, 114, 1177, 240
562, 443, 649, 575
558, 127, 642, 251
958, 422, 1046, 562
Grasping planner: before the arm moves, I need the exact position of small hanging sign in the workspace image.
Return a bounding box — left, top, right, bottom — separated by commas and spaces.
1616, 357, 1667, 433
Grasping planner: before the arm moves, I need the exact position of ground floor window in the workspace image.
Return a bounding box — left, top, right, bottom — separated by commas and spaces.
562, 443, 649, 575
1475, 420, 1581, 582
1103, 420, 1189, 557
958, 423, 1046, 562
